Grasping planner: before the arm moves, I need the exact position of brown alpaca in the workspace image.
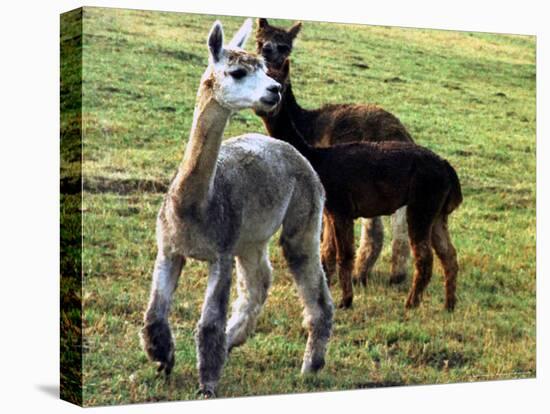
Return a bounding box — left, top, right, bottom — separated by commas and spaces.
256, 18, 414, 286
259, 60, 462, 311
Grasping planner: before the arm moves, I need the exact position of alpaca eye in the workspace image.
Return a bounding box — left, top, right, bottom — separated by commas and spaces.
229, 69, 247, 80
277, 45, 290, 53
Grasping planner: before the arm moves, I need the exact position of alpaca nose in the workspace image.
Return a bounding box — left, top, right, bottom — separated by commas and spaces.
267, 83, 281, 94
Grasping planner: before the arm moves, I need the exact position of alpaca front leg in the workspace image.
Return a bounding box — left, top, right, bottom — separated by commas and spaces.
141, 252, 185, 376
320, 212, 337, 285
332, 215, 355, 309
353, 217, 383, 286
196, 256, 233, 398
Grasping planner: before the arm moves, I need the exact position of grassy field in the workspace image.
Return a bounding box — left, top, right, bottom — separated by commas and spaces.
69, 6, 535, 406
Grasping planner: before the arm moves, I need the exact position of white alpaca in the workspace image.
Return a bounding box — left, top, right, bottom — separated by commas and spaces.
140, 19, 333, 398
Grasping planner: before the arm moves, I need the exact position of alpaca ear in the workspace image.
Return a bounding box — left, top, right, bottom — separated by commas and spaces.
208, 20, 224, 63
258, 18, 269, 29
228, 18, 253, 49
288, 21, 302, 39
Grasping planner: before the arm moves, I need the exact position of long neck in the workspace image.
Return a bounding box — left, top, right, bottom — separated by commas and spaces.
261, 83, 319, 162
281, 82, 305, 121
170, 82, 230, 213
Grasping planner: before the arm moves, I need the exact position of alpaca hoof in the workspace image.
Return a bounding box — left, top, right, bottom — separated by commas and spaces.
323, 270, 335, 286
338, 297, 353, 309
405, 296, 420, 309
140, 321, 175, 375
196, 386, 216, 399
352, 275, 368, 287
156, 354, 175, 376
226, 340, 240, 355
302, 357, 325, 374
389, 273, 406, 285
445, 300, 456, 312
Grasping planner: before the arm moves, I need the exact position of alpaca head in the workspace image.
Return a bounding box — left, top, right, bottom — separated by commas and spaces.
256, 18, 302, 69
258, 58, 291, 116
204, 19, 281, 112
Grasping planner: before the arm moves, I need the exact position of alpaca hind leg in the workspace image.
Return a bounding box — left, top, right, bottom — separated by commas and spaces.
390, 206, 410, 284
405, 204, 436, 308
280, 218, 334, 374
226, 244, 272, 351
320, 211, 337, 285
195, 255, 233, 398
353, 217, 384, 286
332, 215, 356, 309
431, 216, 459, 311
404, 185, 446, 309
405, 239, 433, 308
141, 251, 185, 376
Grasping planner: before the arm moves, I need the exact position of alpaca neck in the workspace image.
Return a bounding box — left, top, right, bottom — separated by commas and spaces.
262, 83, 319, 162
171, 81, 230, 213
282, 82, 305, 120
276, 82, 309, 135
276, 82, 319, 146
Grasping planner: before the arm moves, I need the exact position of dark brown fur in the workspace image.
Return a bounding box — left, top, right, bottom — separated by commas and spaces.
256, 18, 413, 146
260, 60, 463, 311
256, 18, 302, 68
256, 18, 414, 285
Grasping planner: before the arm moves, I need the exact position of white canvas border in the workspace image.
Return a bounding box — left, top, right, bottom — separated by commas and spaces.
0, 0, 546, 413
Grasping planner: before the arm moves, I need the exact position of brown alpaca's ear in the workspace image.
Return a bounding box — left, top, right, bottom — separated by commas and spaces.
258, 18, 269, 29
288, 22, 302, 39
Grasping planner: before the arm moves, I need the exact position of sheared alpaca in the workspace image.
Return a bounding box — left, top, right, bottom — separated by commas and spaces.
258, 59, 462, 310
256, 18, 414, 286
141, 21, 333, 398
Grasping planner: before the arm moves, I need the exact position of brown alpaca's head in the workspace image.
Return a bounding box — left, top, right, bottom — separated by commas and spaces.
256, 18, 302, 69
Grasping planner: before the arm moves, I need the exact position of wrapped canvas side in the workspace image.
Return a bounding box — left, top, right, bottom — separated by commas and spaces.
60, 7, 83, 407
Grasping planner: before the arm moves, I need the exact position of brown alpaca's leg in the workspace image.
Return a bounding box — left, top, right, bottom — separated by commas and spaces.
331, 214, 355, 309
390, 206, 410, 284
405, 237, 433, 309
431, 216, 459, 311
321, 211, 337, 286
405, 202, 436, 308
353, 217, 384, 286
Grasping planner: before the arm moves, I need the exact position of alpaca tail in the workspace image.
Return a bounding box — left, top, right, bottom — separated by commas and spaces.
443, 160, 463, 214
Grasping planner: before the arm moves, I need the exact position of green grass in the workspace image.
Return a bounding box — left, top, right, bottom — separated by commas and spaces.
75, 7, 536, 406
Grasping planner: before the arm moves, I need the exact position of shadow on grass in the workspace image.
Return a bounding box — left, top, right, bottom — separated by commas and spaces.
82, 176, 169, 195
352, 272, 411, 292
354, 380, 405, 388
